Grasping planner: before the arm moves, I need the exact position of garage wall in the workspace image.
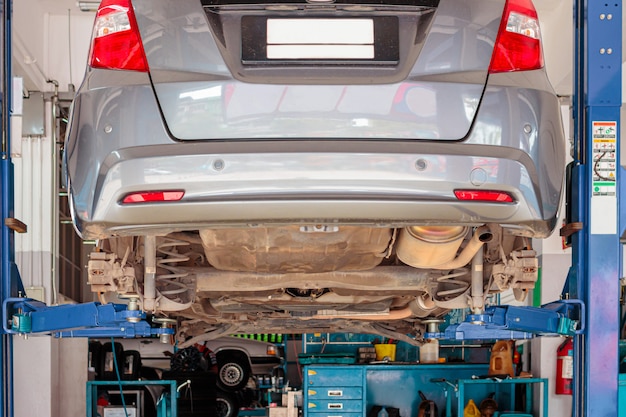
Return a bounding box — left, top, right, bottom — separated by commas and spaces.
44, 13, 94, 92
537, 0, 574, 96
13, 1, 46, 92
12, 97, 55, 305
14, 2, 92, 92
14, 337, 88, 417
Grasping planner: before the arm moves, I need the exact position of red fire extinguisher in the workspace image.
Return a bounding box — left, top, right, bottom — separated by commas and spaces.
556, 337, 574, 395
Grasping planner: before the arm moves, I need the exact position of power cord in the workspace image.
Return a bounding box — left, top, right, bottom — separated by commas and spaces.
111, 338, 129, 417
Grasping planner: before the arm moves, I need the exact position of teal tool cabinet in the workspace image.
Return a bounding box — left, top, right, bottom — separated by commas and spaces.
303, 365, 547, 417
456, 377, 548, 417
305, 366, 365, 417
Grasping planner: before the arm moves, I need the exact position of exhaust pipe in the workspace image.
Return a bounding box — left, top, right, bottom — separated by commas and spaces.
310, 306, 414, 321
397, 225, 493, 270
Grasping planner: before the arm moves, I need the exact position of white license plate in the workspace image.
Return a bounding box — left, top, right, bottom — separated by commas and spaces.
266, 19, 375, 59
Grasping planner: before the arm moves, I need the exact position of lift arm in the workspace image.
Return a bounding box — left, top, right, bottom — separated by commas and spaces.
425, 302, 581, 340
2, 298, 174, 339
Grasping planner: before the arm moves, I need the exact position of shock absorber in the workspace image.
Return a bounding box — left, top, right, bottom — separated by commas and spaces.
143, 235, 196, 312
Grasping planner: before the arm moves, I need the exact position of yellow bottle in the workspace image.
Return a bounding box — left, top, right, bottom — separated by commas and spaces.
488, 340, 515, 377
463, 399, 480, 417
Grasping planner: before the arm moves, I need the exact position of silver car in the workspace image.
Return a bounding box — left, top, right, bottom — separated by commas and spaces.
101, 336, 283, 391
65, 0, 565, 345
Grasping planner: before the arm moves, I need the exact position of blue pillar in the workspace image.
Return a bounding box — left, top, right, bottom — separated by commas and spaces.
0, 1, 13, 416
571, 1, 622, 416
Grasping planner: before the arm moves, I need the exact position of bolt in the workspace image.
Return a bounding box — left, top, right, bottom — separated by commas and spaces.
600, 13, 606, 19
608, 14, 613, 20
607, 48, 613, 54
124, 296, 142, 323
104, 125, 113, 134
415, 158, 428, 171
213, 159, 225, 171
523, 124, 532, 134
600, 48, 606, 54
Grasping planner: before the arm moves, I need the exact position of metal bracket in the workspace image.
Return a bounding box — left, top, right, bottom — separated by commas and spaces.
424, 303, 581, 340
2, 298, 174, 339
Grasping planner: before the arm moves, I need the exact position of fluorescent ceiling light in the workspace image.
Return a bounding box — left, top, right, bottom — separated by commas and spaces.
77, 1, 99, 12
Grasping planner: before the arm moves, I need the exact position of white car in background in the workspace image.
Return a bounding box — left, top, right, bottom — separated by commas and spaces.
101, 336, 283, 392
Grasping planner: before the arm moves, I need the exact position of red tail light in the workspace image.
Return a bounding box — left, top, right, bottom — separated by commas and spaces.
488, 0, 543, 73
89, 0, 148, 72
122, 191, 185, 204
454, 189, 514, 203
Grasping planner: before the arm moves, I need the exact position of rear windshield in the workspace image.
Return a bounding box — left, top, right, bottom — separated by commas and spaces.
155, 81, 483, 140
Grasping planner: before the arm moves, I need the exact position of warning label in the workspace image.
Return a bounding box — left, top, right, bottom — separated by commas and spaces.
592, 121, 617, 196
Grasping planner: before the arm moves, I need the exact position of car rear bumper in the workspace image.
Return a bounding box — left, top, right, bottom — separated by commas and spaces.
65, 76, 565, 240
68, 140, 555, 239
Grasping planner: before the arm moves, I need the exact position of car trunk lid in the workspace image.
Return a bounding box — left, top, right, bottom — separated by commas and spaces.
131, 0, 507, 141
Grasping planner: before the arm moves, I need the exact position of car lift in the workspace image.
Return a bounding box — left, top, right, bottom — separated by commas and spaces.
568, 1, 622, 416
0, 5, 173, 417
0, 1, 622, 416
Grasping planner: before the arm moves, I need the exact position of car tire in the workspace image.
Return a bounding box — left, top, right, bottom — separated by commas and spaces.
216, 390, 239, 417
217, 352, 250, 391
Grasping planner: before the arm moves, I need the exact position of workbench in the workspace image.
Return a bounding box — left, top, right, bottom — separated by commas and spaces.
303, 364, 547, 417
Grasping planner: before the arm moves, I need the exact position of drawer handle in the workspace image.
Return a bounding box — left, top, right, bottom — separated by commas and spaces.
328, 390, 343, 397
328, 403, 344, 410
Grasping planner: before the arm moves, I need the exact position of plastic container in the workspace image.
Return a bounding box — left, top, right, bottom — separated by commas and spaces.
463, 399, 480, 417
374, 344, 396, 361
420, 339, 439, 363
489, 341, 514, 377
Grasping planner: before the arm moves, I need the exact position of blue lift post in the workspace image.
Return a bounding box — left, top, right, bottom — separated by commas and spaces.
1, 1, 14, 417
570, 0, 623, 416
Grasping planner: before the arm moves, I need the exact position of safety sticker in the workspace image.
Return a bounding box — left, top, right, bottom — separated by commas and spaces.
592, 121, 617, 196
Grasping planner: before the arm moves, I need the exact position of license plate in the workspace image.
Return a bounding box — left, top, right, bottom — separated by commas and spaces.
241, 16, 399, 64
266, 19, 375, 59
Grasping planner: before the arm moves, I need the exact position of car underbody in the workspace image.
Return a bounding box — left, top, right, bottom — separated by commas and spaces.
89, 222, 538, 347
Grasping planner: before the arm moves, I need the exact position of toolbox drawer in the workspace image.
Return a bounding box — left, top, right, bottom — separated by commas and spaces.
306, 367, 364, 387
307, 387, 363, 400
307, 399, 364, 413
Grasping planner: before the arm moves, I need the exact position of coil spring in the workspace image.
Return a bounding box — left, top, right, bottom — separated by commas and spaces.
435, 268, 470, 299
156, 238, 192, 300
